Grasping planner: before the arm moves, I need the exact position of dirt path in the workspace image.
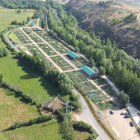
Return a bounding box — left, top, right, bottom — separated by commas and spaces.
30, 28, 79, 71
20, 27, 63, 73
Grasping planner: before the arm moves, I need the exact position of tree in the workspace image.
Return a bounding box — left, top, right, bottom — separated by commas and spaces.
99, 66, 105, 75
41, 19, 47, 29
27, 16, 30, 22
89, 57, 95, 67
22, 20, 25, 25
119, 91, 130, 104
74, 47, 80, 53
60, 119, 75, 140
11, 20, 17, 25
17, 9, 21, 13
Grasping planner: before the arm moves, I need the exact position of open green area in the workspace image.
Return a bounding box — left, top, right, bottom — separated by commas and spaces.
0, 87, 39, 130
0, 55, 61, 104
0, 9, 35, 32
4, 119, 63, 140
8, 31, 21, 43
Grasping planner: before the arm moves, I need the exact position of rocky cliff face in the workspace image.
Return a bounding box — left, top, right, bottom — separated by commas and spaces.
65, 0, 140, 58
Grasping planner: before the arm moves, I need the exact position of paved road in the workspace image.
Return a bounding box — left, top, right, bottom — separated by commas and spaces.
5, 31, 20, 52
72, 89, 110, 140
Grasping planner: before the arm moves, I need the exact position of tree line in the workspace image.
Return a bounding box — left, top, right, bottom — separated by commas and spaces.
0, 0, 44, 10
46, 4, 140, 108
19, 52, 81, 111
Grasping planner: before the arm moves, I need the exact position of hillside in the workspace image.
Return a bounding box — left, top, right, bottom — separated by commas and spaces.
65, 0, 140, 58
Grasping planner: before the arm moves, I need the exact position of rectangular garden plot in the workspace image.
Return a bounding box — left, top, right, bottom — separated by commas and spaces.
38, 43, 57, 56
93, 78, 108, 86
26, 44, 41, 55
15, 30, 32, 44
28, 32, 42, 43
51, 56, 74, 71
49, 41, 69, 54
67, 71, 97, 93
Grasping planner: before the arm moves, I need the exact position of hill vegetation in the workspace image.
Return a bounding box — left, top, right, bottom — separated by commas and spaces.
65, 0, 140, 58
46, 2, 140, 108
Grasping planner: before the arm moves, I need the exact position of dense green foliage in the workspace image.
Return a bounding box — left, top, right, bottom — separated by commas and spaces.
111, 13, 137, 25
9, 115, 52, 130
32, 10, 43, 19
0, 0, 43, 10
119, 91, 130, 104
41, 19, 47, 28
47, 4, 140, 108
60, 119, 75, 140
0, 48, 9, 57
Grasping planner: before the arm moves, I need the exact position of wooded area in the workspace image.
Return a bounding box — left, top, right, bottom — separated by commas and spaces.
46, 2, 140, 108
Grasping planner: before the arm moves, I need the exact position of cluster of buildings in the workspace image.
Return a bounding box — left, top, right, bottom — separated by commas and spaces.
67, 51, 97, 78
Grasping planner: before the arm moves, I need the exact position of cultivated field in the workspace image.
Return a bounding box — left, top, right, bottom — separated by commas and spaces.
0, 88, 39, 130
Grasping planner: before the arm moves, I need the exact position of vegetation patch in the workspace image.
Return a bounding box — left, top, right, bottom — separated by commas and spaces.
4, 119, 63, 140
0, 88, 39, 130
0, 55, 60, 104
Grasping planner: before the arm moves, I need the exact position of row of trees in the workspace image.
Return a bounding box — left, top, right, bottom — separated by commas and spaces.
11, 20, 25, 25
47, 4, 140, 107
0, 47, 9, 57
19, 52, 81, 111
0, 0, 44, 10
60, 119, 98, 140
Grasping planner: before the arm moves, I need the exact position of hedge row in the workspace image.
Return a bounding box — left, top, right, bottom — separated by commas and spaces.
7, 115, 52, 130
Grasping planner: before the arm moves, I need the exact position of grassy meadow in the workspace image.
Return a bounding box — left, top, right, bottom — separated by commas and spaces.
0, 55, 63, 104
8, 32, 21, 43
0, 8, 35, 32
4, 119, 63, 140
0, 88, 39, 130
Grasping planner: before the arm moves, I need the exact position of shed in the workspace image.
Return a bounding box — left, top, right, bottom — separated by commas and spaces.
68, 51, 80, 60
81, 65, 97, 78
30, 23, 36, 27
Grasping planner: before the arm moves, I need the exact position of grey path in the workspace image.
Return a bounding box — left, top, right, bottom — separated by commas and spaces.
5, 31, 20, 52
72, 89, 110, 140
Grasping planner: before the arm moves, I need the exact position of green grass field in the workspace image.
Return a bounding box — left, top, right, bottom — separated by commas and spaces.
4, 119, 63, 140
0, 55, 63, 104
0, 8, 35, 32
8, 31, 21, 43
0, 88, 39, 130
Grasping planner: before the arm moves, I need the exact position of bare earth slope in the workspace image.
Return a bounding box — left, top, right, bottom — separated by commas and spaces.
65, 0, 140, 58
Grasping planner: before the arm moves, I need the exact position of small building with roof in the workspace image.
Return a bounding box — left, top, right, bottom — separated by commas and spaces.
30, 23, 36, 27
67, 51, 80, 60
81, 65, 97, 78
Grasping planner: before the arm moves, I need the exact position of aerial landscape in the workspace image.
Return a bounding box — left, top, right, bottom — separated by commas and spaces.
0, 0, 140, 140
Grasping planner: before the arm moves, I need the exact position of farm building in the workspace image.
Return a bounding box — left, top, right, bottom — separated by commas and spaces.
81, 65, 97, 78
68, 51, 80, 60
30, 23, 36, 27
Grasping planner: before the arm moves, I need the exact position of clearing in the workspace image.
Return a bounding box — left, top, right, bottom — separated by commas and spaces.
0, 88, 39, 130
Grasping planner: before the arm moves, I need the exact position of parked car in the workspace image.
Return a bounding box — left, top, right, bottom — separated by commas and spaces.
124, 115, 130, 118
121, 111, 128, 115
110, 110, 114, 114
130, 122, 134, 127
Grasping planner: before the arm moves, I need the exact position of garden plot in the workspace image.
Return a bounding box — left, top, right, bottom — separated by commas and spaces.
38, 43, 57, 56
22, 28, 32, 34
67, 71, 97, 93
26, 44, 41, 55
65, 55, 88, 68
49, 41, 69, 54
15, 30, 32, 44
101, 84, 116, 97
51, 56, 74, 71
28, 32, 42, 43
93, 77, 108, 86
